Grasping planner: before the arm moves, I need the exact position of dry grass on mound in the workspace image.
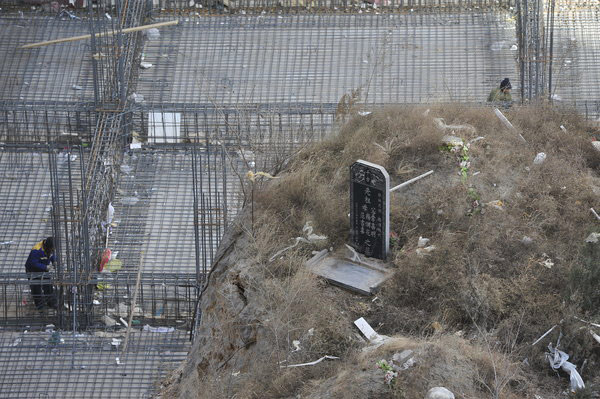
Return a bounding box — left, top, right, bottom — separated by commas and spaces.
246, 104, 600, 396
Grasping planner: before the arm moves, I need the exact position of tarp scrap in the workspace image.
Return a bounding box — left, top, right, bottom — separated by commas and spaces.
546, 344, 585, 392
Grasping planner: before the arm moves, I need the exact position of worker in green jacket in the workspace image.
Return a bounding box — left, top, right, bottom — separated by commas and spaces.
488, 78, 512, 103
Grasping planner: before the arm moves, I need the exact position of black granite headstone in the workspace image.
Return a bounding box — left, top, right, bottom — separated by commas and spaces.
350, 160, 390, 260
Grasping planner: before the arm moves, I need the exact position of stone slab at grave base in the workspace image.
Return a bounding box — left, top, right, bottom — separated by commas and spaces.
306, 248, 393, 295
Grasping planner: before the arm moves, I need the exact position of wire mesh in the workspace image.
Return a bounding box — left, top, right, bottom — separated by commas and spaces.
0, 16, 97, 103
0, 328, 190, 399
0, 150, 54, 274
150, 0, 515, 13
547, 0, 600, 119
136, 13, 519, 106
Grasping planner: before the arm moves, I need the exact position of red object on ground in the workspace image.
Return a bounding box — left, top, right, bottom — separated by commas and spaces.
99, 248, 111, 272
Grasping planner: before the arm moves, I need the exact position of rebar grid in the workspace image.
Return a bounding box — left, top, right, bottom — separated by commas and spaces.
548, 1, 600, 119
136, 12, 518, 106
152, 0, 515, 14
0, 328, 190, 399
109, 147, 242, 276
0, 151, 54, 274
0, 16, 97, 103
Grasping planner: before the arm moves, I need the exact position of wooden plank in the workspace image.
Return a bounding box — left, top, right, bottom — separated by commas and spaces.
19, 20, 179, 49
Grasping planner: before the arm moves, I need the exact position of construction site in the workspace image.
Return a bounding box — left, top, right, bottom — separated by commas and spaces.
0, 0, 599, 397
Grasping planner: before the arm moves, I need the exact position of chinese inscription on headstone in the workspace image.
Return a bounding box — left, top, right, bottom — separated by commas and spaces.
350, 160, 390, 260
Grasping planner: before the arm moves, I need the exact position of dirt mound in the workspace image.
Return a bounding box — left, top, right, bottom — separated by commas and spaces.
163, 105, 600, 399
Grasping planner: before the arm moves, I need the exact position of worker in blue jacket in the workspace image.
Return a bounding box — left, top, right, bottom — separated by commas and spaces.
25, 237, 57, 310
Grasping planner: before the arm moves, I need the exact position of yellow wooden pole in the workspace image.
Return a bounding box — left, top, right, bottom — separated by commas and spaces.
19, 20, 179, 49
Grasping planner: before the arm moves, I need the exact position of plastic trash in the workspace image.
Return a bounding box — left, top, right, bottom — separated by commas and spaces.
144, 28, 160, 40
128, 93, 145, 103
107, 202, 114, 224
533, 152, 547, 165
585, 233, 600, 243
121, 197, 139, 206
546, 344, 585, 392
269, 221, 327, 262
99, 248, 111, 272
418, 237, 430, 248
143, 325, 175, 333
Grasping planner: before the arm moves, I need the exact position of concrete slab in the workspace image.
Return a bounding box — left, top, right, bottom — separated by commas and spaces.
306, 249, 393, 295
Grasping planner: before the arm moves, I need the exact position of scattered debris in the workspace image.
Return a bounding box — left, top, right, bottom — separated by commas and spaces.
269, 221, 327, 262
48, 331, 62, 345
107, 202, 115, 225
129, 93, 145, 104
575, 316, 600, 328
144, 28, 160, 40
72, 85, 83, 91
486, 200, 504, 210
592, 141, 600, 153
345, 244, 362, 263
121, 197, 140, 206
246, 171, 277, 182
111, 338, 122, 347
292, 340, 301, 352
585, 232, 600, 243
120, 164, 133, 175
533, 152, 547, 165
282, 355, 339, 368
521, 236, 534, 245
433, 118, 476, 134
102, 315, 118, 327
494, 108, 527, 142
143, 325, 175, 333
140, 62, 153, 69
119, 317, 128, 328
115, 357, 121, 365
546, 344, 585, 392
0, 241, 15, 246
590, 330, 600, 345
416, 236, 436, 256
390, 170, 434, 192
358, 111, 372, 116
354, 317, 387, 344
392, 349, 416, 370
532, 325, 557, 346
539, 253, 554, 269
591, 208, 600, 221
441, 135, 464, 147
426, 387, 455, 399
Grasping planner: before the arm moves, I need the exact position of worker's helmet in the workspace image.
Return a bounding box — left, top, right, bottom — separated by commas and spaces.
500, 78, 512, 90
43, 237, 54, 253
